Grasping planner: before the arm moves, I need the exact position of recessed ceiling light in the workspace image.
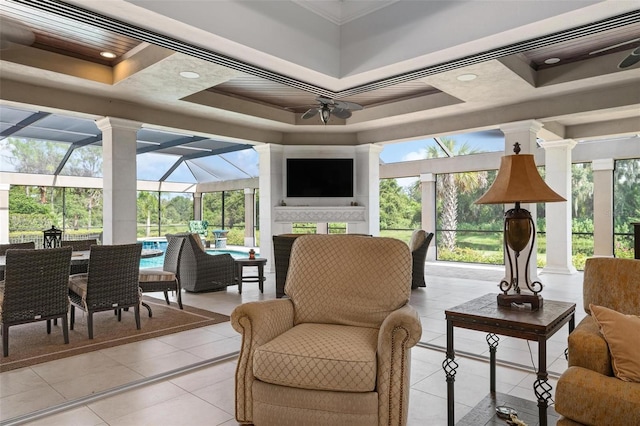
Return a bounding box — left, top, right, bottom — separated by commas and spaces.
544, 57, 561, 65
179, 71, 200, 79
457, 73, 477, 81
100, 51, 117, 59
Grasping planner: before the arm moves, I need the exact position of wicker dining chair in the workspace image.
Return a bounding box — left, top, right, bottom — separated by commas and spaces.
0, 242, 36, 281
1, 246, 72, 357
68, 243, 142, 339
61, 239, 98, 274
409, 230, 434, 289
138, 234, 186, 316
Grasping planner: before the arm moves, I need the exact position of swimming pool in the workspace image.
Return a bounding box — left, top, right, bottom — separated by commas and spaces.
139, 240, 254, 268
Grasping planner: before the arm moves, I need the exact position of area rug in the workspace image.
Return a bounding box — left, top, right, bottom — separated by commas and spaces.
0, 296, 230, 372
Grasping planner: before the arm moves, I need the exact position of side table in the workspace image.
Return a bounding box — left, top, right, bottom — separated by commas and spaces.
235, 257, 267, 294
443, 293, 575, 426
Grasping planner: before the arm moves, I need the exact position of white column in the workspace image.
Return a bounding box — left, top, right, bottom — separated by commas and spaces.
499, 120, 543, 286
96, 117, 141, 245
244, 188, 255, 246
316, 223, 328, 234
193, 193, 202, 221
0, 184, 9, 244
540, 140, 577, 275
592, 158, 615, 257
255, 144, 284, 270
350, 144, 383, 235
420, 173, 436, 260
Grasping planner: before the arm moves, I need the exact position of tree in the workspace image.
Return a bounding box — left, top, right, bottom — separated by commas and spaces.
379, 179, 419, 229
137, 191, 159, 237
425, 138, 487, 251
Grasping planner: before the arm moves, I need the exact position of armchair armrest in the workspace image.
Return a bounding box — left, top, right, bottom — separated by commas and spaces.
376, 304, 422, 426
231, 299, 295, 423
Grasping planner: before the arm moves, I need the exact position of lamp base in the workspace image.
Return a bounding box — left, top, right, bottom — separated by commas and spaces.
497, 293, 543, 311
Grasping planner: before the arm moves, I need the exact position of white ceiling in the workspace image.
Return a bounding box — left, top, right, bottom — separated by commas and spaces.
1, 0, 639, 151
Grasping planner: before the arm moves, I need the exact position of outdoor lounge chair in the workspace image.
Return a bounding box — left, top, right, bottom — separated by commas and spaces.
178, 233, 235, 292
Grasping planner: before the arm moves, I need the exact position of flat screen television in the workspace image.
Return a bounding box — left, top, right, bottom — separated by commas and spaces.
286, 158, 354, 197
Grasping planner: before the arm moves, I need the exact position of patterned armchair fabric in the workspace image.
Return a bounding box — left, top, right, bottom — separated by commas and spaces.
178, 233, 235, 292
232, 235, 422, 426
555, 257, 640, 426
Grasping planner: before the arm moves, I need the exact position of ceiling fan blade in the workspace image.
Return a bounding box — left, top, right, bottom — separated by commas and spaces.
316, 96, 334, 105
618, 47, 640, 69
301, 108, 319, 119
331, 108, 352, 119
334, 100, 363, 111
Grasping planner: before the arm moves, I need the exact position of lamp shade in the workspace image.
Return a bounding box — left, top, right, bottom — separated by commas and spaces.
476, 153, 565, 204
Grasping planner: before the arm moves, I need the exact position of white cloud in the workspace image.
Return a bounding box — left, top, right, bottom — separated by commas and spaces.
396, 177, 418, 189
401, 149, 424, 162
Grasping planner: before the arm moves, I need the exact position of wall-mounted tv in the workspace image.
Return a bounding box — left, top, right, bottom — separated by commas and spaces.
286, 158, 354, 197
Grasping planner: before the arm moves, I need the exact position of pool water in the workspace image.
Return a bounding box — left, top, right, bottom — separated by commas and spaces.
139, 240, 252, 268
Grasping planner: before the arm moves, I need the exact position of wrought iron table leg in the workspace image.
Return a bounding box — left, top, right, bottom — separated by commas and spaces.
535, 337, 552, 426
486, 333, 499, 393
443, 320, 458, 426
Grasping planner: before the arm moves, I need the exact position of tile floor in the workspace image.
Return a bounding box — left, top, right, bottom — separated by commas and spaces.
1, 262, 585, 425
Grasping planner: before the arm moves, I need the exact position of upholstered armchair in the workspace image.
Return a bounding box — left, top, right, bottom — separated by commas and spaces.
178, 233, 235, 292
555, 257, 640, 425
408, 230, 434, 289
232, 235, 422, 426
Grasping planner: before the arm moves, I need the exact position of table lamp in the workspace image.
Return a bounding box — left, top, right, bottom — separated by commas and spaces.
475, 143, 565, 310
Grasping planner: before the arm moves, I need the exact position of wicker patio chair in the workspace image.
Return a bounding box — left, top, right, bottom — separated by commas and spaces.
272, 234, 304, 298
0, 242, 36, 281
68, 243, 142, 339
179, 233, 235, 292
61, 239, 98, 274
138, 234, 186, 316
409, 230, 434, 289
1, 246, 72, 357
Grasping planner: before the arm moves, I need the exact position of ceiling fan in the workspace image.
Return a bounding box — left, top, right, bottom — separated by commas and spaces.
619, 46, 640, 69
301, 97, 363, 124
0, 18, 35, 50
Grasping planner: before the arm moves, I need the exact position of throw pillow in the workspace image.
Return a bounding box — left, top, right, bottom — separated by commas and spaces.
589, 303, 640, 382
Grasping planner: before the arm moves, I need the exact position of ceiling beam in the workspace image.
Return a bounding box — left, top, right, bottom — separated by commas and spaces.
0, 111, 50, 139
137, 135, 209, 154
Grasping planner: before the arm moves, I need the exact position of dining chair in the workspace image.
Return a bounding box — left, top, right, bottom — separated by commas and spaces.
408, 229, 434, 289
138, 234, 186, 316
0, 242, 36, 281
1, 246, 72, 357
68, 243, 142, 339
61, 239, 98, 274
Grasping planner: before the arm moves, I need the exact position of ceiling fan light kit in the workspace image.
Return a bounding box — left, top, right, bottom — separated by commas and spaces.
301, 96, 363, 124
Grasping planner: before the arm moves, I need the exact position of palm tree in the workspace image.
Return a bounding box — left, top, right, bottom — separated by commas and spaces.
425, 138, 487, 251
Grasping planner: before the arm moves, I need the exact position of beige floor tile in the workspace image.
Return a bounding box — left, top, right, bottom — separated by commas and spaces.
155, 328, 229, 349
192, 376, 236, 415
22, 406, 105, 426
87, 381, 187, 421
170, 360, 237, 392
50, 364, 144, 400
99, 338, 180, 365
407, 388, 472, 425
124, 350, 204, 377
30, 351, 121, 384
203, 321, 238, 338
184, 336, 241, 359
0, 367, 48, 397
107, 393, 233, 426
0, 385, 65, 420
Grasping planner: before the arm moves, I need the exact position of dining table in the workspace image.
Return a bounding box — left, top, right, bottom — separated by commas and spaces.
0, 248, 163, 273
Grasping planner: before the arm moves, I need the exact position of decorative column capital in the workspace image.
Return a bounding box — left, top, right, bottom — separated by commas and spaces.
499, 119, 544, 134
356, 143, 384, 155
592, 158, 615, 171
539, 140, 577, 150
95, 117, 141, 132
420, 173, 436, 183
244, 188, 255, 195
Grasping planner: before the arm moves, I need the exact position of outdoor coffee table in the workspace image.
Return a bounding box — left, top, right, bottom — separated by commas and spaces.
443, 293, 575, 426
